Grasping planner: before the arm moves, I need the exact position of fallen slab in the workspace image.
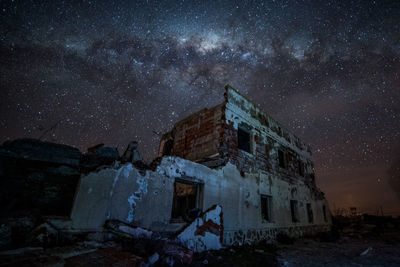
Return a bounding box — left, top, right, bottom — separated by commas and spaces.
175, 204, 223, 252
104, 219, 153, 239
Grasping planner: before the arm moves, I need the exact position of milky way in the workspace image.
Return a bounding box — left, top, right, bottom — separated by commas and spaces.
1, 0, 399, 215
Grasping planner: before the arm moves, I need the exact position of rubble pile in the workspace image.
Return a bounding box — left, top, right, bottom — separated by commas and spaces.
0, 138, 228, 265
0, 211, 224, 266
0, 139, 136, 250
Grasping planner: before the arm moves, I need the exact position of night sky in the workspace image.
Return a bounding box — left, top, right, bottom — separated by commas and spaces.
1, 1, 399, 215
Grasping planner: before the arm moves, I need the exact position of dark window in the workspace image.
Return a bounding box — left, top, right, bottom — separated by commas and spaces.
163, 139, 174, 156
323, 205, 327, 222
238, 127, 251, 153
171, 180, 201, 222
307, 203, 314, 223
290, 200, 299, 222
298, 160, 304, 176
278, 149, 286, 168
261, 195, 272, 222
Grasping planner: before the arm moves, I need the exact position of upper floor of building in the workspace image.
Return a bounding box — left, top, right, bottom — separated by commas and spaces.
159, 85, 316, 187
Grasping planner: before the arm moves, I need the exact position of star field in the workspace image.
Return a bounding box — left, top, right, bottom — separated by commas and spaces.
1, 0, 399, 215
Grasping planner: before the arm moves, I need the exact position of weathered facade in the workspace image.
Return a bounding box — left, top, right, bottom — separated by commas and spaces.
71, 85, 331, 247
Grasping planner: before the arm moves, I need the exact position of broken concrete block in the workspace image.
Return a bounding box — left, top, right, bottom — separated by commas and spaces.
118, 225, 152, 239
81, 143, 119, 170
64, 247, 146, 266
104, 220, 152, 240
175, 204, 223, 252
122, 141, 143, 163
360, 247, 372, 256
26, 222, 59, 248
0, 246, 43, 255
0, 223, 12, 249
161, 242, 193, 265
147, 252, 159, 265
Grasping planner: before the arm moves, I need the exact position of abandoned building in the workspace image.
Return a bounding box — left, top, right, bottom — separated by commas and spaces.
70, 85, 332, 248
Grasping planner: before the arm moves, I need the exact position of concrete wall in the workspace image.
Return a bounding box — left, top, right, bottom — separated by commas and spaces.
71, 156, 331, 245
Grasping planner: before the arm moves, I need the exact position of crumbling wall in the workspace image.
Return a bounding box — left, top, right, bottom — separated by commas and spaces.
221, 86, 317, 189
70, 156, 331, 245
159, 104, 225, 162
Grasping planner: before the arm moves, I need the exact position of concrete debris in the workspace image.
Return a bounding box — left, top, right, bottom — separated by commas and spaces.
161, 241, 193, 265
0, 223, 12, 249
26, 222, 59, 248
360, 247, 372, 256
105, 219, 153, 240
53, 247, 98, 259
65, 247, 146, 267
103, 219, 193, 265
146, 252, 159, 265
175, 204, 223, 252
0, 246, 43, 256
82, 143, 120, 171
122, 141, 143, 163
119, 225, 153, 239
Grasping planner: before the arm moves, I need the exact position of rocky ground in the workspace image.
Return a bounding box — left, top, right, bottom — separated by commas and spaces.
1, 222, 399, 266
1, 139, 400, 266
190, 233, 400, 267
276, 235, 400, 267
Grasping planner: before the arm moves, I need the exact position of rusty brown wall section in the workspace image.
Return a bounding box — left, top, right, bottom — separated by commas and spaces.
171, 104, 225, 161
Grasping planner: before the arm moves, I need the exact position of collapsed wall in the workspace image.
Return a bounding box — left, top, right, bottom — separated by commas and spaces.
71, 156, 331, 246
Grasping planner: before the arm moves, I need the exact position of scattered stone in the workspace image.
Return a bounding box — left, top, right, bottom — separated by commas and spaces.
104, 219, 152, 239
122, 141, 143, 163
26, 222, 59, 248
64, 247, 146, 266
360, 247, 372, 256
0, 223, 12, 249
161, 256, 175, 266
0, 246, 43, 255
53, 247, 98, 259
147, 252, 159, 265
81, 143, 119, 171
161, 242, 193, 265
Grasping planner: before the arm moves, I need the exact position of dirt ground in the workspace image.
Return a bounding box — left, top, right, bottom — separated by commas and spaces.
190, 230, 400, 267
276, 236, 400, 267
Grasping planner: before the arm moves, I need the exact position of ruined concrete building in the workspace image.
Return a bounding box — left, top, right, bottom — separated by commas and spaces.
71, 85, 331, 248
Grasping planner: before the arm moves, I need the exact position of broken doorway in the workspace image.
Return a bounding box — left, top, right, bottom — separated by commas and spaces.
171, 179, 203, 222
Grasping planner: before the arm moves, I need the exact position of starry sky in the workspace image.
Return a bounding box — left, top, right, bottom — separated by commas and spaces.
1, 0, 399, 215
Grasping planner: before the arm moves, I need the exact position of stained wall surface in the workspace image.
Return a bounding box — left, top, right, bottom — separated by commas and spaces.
71, 157, 331, 245
163, 104, 225, 162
